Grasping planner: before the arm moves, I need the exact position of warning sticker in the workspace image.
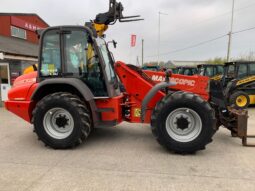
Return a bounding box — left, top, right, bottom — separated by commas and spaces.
134, 108, 141, 117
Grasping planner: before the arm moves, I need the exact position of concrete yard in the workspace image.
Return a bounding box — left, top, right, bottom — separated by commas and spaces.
0, 107, 255, 191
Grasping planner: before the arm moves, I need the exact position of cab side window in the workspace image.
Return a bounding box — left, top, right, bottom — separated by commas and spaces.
192, 68, 197, 75
205, 66, 214, 77
63, 30, 107, 97
238, 64, 248, 79
227, 65, 235, 78
40, 30, 61, 76
249, 63, 255, 75
64, 31, 88, 75
183, 69, 191, 76
217, 66, 224, 74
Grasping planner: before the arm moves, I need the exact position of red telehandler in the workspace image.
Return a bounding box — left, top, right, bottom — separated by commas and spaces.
4, 0, 249, 153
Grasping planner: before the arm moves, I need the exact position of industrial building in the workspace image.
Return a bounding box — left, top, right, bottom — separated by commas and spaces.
0, 13, 49, 105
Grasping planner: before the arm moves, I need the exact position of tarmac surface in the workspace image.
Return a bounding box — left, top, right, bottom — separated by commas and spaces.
1, 107, 255, 191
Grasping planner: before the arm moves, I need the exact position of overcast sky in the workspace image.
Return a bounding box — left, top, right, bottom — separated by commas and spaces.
1, 0, 255, 64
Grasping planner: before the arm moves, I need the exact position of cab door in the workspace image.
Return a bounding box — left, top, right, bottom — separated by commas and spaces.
39, 27, 108, 97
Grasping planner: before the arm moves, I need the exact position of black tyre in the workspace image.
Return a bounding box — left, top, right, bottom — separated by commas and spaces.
151, 92, 216, 153
32, 92, 91, 149
229, 91, 250, 109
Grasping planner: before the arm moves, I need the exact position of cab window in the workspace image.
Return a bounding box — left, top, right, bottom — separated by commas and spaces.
238, 64, 248, 78
183, 69, 192, 76
227, 65, 235, 78
249, 63, 255, 75
40, 30, 61, 76
64, 31, 88, 75
96, 38, 116, 82
64, 30, 107, 96
216, 66, 224, 74
192, 68, 197, 75
205, 66, 215, 77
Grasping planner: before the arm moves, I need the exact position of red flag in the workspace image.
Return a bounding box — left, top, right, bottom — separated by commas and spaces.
131, 34, 136, 47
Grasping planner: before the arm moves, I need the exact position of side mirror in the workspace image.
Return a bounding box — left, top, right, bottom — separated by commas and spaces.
107, 40, 118, 48
113, 40, 117, 48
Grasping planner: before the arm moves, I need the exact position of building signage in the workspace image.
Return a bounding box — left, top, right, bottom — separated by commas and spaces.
11, 16, 42, 32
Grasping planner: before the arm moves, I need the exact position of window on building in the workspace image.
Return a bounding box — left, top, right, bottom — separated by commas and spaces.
11, 26, 26, 39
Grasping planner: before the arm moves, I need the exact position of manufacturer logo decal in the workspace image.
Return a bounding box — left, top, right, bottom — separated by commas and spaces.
151, 75, 195, 86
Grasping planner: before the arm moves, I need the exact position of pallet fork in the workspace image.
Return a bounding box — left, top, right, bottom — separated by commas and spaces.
230, 109, 255, 147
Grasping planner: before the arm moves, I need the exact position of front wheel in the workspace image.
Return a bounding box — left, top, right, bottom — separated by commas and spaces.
151, 92, 216, 153
32, 92, 91, 149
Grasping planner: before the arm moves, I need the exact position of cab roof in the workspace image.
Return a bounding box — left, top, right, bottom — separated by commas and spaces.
197, 64, 224, 67
225, 61, 255, 66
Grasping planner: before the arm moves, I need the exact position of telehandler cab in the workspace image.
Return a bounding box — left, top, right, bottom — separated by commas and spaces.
4, 0, 251, 152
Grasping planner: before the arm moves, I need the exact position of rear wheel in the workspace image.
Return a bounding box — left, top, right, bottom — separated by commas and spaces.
230, 91, 250, 109
33, 92, 91, 149
151, 92, 216, 153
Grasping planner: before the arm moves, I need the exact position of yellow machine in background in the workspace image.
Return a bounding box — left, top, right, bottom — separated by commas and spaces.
23, 64, 38, 75
223, 62, 255, 109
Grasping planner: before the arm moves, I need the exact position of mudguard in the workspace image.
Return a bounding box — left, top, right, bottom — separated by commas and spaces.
31, 78, 99, 124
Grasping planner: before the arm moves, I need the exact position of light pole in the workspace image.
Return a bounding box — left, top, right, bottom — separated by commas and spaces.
158, 11, 168, 66
142, 39, 144, 67
227, 0, 235, 62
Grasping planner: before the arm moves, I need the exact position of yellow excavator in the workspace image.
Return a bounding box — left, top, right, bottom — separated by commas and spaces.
23, 0, 142, 75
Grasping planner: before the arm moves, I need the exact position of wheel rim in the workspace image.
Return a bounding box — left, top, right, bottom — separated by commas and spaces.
165, 108, 202, 143
43, 108, 74, 139
236, 95, 247, 107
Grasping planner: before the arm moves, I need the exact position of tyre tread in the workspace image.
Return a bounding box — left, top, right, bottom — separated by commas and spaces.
151, 91, 216, 153
32, 92, 91, 149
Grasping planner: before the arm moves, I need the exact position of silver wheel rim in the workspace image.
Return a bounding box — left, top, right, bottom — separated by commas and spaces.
165, 108, 202, 143
43, 108, 74, 139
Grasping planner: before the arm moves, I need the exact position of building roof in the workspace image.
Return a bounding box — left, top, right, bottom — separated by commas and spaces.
0, 35, 38, 57
0, 13, 49, 27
